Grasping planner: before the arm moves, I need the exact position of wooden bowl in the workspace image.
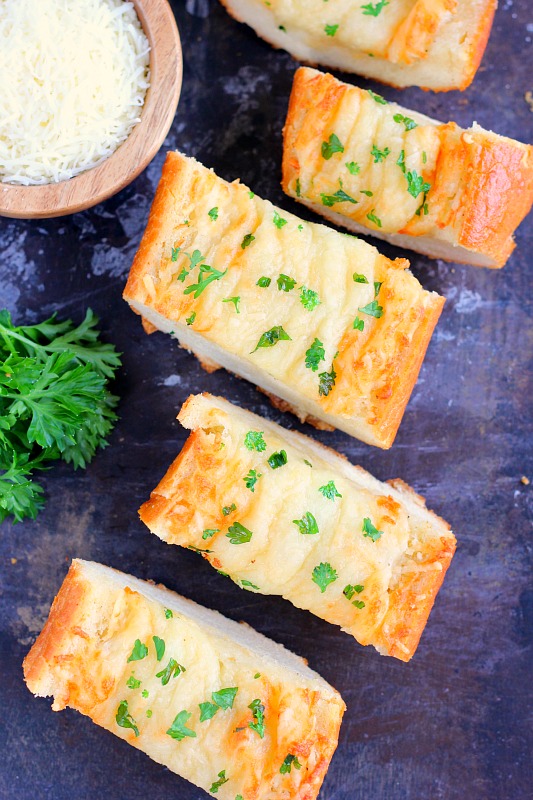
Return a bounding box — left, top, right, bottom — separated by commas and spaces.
0, 0, 182, 219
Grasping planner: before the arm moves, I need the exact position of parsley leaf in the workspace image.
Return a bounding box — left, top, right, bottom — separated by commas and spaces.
185, 311, 196, 326
360, 189, 373, 197
156, 658, 186, 685
202, 528, 219, 540
343, 584, 364, 600
293, 512, 319, 535
361, 0, 389, 16
241, 579, 260, 591
241, 234, 255, 249
367, 89, 387, 104
244, 431, 266, 452
374, 281, 382, 297
318, 365, 337, 396
353, 272, 369, 284
222, 503, 237, 516
199, 701, 219, 722
244, 468, 262, 492
208, 207, 219, 221
366, 209, 383, 228
184, 264, 227, 298
353, 316, 365, 331
222, 296, 240, 313
358, 299, 384, 318
252, 326, 291, 352
362, 516, 383, 541
397, 149, 406, 174
116, 700, 139, 737
257, 276, 271, 287
312, 562, 338, 593
166, 710, 196, 741
210, 771, 228, 794
325, 23, 339, 36
346, 161, 360, 175
393, 113, 417, 131
295, 178, 301, 196
300, 287, 321, 311
406, 170, 431, 199
267, 450, 287, 469
164, 608, 173, 619
319, 480, 342, 500
320, 187, 358, 207
152, 636, 165, 662
127, 639, 148, 662
226, 522, 253, 544
126, 675, 141, 690
280, 754, 302, 774
212, 687, 238, 710
248, 699, 265, 738
273, 212, 288, 229
371, 144, 390, 163
321, 133, 344, 160
277, 274, 297, 292
305, 338, 325, 371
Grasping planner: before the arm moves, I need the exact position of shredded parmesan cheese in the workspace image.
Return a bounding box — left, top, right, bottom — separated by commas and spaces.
0, 0, 150, 185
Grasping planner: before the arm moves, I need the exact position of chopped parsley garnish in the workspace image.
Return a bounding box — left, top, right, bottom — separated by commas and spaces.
361, 0, 389, 16
273, 211, 288, 229
353, 272, 369, 284
226, 522, 253, 544
257, 276, 271, 287
362, 517, 384, 541
422, 151, 427, 164
222, 503, 237, 516
325, 23, 339, 36
358, 299, 384, 318
142, 689, 149, 698
176, 249, 205, 282
300, 287, 321, 310
156, 658, 186, 685
171, 247, 180, 261
244, 468, 262, 492
241, 579, 260, 590
146, 709, 152, 718
254, 673, 261, 679
127, 639, 148, 663
203, 528, 219, 540
280, 754, 303, 774
343, 583, 364, 600
303, 459, 313, 468
353, 316, 365, 331
305, 338, 325, 371
126, 675, 141, 690
312, 562, 338, 593
166, 710, 196, 741
374, 281, 382, 297
346, 161, 360, 175
397, 149, 406, 174
185, 311, 196, 326
244, 431, 266, 452
164, 608, 173, 619
208, 207, 219, 221
188, 545, 212, 554
241, 233, 255, 249
293, 512, 319, 535
298, 224, 303, 231
366, 210, 382, 228
212, 687, 239, 709
295, 178, 301, 196
393, 113, 417, 131
405, 170, 431, 199
318, 365, 337, 396
367, 89, 387, 104
277, 274, 296, 292
116, 700, 139, 737
319, 480, 342, 500
199, 701, 219, 722
320, 187, 358, 207
268, 450, 287, 469
360, 189, 373, 197
248, 699, 266, 738
222, 296, 240, 313
321, 133, 344, 160
248, 191, 255, 199
152, 636, 165, 662
210, 771, 228, 794
371, 144, 390, 163
184, 264, 227, 298
252, 326, 291, 352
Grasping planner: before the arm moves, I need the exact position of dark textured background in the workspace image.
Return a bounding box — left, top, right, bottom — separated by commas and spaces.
1, 1, 532, 798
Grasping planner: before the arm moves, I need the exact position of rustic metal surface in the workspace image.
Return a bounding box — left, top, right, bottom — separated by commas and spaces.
1, 1, 532, 798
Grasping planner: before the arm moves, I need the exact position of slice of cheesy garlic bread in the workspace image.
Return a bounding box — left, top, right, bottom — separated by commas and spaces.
218, 0, 496, 91
283, 68, 533, 268
123, 151, 444, 449
24, 559, 345, 800
139, 394, 456, 662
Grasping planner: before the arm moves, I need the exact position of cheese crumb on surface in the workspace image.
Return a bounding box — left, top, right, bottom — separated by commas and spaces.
0, 0, 150, 185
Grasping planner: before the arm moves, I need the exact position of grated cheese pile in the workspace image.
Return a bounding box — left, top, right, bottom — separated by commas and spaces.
0, 0, 150, 185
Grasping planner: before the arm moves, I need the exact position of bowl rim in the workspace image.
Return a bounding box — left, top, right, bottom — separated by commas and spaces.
0, 0, 183, 220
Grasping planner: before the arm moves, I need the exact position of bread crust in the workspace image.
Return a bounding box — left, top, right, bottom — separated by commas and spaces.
219, 0, 496, 91
282, 68, 533, 269
24, 559, 345, 800
123, 150, 444, 449
139, 393, 456, 662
